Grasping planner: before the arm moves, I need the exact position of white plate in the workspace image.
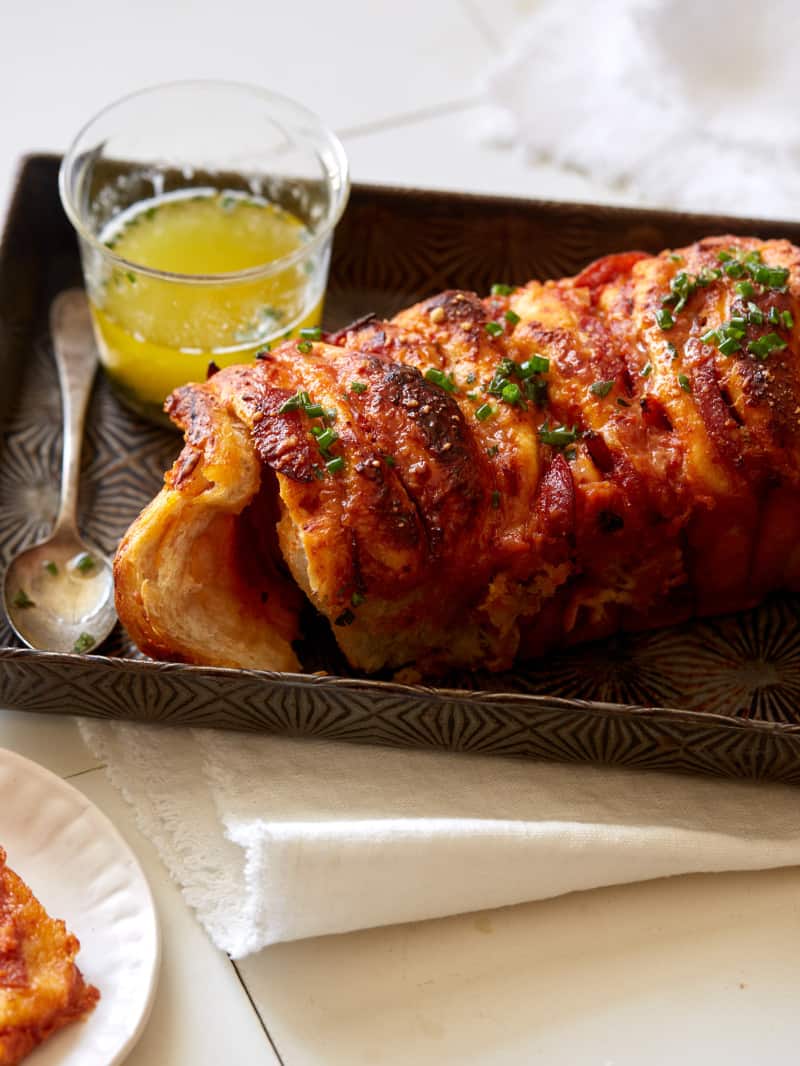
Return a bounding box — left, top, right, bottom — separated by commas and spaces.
0, 748, 160, 1065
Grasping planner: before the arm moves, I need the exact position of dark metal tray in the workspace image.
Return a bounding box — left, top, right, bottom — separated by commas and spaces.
3, 153, 800, 782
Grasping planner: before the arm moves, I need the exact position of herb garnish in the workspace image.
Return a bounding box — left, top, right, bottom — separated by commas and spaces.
640, 362, 653, 378
491, 283, 514, 296
505, 309, 520, 326
12, 589, 34, 608
538, 422, 580, 448
590, 380, 614, 398
678, 374, 692, 393
43, 560, 58, 577
656, 308, 675, 331
748, 332, 788, 360
73, 632, 95, 654
424, 367, 458, 392
485, 321, 504, 337
297, 341, 313, 354
350, 381, 368, 394
475, 402, 495, 422
74, 552, 95, 574
491, 490, 501, 509
486, 354, 549, 409
280, 390, 344, 472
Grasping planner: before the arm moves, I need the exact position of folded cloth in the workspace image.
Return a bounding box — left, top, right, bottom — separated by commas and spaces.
478, 0, 800, 218
79, 719, 800, 958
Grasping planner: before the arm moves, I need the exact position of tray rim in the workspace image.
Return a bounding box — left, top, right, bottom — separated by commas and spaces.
9, 152, 800, 249
3, 151, 800, 738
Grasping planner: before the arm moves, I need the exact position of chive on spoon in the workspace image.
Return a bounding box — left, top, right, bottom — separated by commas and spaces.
2, 290, 117, 654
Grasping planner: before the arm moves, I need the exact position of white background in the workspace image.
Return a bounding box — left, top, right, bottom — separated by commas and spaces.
3, 2, 800, 1063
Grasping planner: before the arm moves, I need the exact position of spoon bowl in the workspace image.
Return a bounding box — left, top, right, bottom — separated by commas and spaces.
2, 290, 118, 654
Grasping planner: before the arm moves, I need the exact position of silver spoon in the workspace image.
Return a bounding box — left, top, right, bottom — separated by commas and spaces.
3, 290, 116, 654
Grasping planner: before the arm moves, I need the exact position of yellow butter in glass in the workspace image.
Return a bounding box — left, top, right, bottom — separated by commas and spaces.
91, 189, 322, 421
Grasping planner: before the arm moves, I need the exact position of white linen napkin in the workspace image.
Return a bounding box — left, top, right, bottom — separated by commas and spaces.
79, 719, 800, 958
478, 0, 800, 218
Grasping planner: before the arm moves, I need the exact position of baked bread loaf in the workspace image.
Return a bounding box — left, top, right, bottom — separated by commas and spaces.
114, 236, 800, 676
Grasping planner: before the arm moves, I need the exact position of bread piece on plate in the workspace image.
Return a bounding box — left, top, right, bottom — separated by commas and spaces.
0, 846, 99, 1066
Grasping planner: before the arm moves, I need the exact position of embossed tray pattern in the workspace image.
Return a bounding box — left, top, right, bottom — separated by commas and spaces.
3, 154, 800, 782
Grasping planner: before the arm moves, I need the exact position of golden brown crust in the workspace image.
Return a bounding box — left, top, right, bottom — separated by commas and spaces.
114, 235, 800, 675
0, 847, 99, 1066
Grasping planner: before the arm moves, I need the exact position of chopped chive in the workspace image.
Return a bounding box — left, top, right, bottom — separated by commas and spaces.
491, 283, 514, 296
525, 379, 548, 406
326, 455, 345, 474
351, 591, 366, 607
465, 391, 478, 401
73, 632, 96, 654
311, 425, 324, 438
752, 265, 789, 289
564, 446, 577, 461
748, 332, 788, 360
668, 253, 684, 263
656, 308, 675, 331
678, 373, 692, 393
350, 380, 368, 394
696, 268, 722, 286
501, 382, 523, 406
491, 490, 501, 509
475, 402, 495, 421
12, 589, 35, 608
504, 309, 520, 326
768, 306, 781, 326
487, 444, 499, 457
519, 355, 549, 376
736, 280, 756, 299
383, 454, 396, 467
466, 372, 476, 384
616, 397, 631, 407
783, 309, 794, 329
315, 428, 338, 451
538, 422, 580, 448
297, 341, 313, 354
485, 321, 504, 337
701, 329, 718, 345
723, 260, 745, 279
300, 326, 322, 341
590, 380, 614, 398
717, 250, 734, 262
126, 271, 136, 284
335, 608, 355, 626
667, 342, 678, 359
718, 336, 741, 356
75, 552, 95, 574
424, 367, 457, 392
640, 362, 652, 378
304, 403, 325, 418
747, 303, 764, 325
43, 560, 58, 577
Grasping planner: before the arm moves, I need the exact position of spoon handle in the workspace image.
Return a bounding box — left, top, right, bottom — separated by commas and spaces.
49, 290, 98, 539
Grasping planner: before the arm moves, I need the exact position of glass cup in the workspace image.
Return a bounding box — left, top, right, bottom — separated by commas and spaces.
59, 80, 350, 425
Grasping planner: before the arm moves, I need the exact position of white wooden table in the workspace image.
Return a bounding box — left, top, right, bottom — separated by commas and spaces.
3, 3, 800, 1062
